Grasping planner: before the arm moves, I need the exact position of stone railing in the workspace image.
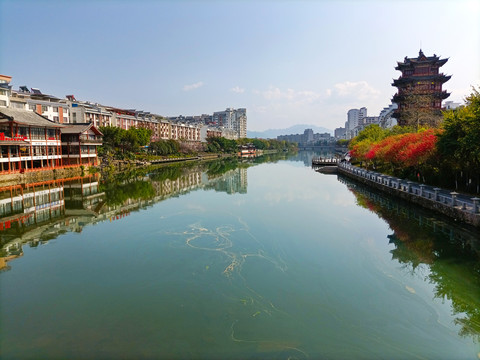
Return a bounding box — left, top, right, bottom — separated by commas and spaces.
338, 163, 480, 226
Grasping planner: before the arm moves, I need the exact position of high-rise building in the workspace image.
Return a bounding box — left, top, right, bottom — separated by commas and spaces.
212, 108, 247, 138
346, 107, 367, 139
392, 50, 450, 127
334, 127, 346, 139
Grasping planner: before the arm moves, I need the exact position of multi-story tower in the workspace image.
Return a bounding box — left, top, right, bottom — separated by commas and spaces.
234, 108, 247, 138
392, 50, 450, 127
346, 107, 367, 139
212, 108, 247, 138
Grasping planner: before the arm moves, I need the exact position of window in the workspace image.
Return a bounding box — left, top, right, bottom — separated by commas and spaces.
42, 105, 48, 112
0, 90, 6, 95
0, 100, 6, 106
29, 104, 36, 111
53, 116, 59, 122
53, 107, 59, 112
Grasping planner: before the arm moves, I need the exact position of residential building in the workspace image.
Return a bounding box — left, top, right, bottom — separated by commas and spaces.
0, 75, 12, 108
346, 107, 367, 139
200, 126, 222, 142
351, 116, 380, 137
221, 127, 239, 140
9, 86, 70, 123
392, 49, 451, 127
68, 98, 113, 128
334, 127, 346, 139
212, 108, 247, 138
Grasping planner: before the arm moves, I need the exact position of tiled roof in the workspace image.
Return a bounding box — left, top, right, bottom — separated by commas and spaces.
60, 123, 92, 134
61, 123, 103, 136
0, 108, 64, 128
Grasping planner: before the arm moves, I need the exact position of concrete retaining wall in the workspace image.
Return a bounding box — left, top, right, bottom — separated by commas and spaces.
338, 163, 480, 228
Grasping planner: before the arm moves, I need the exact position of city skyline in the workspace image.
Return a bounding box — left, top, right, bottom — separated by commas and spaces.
1, 0, 479, 131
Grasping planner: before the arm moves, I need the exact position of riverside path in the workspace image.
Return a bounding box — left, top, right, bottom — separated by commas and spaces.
338, 162, 480, 227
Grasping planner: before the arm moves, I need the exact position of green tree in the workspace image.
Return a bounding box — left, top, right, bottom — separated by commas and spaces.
437, 87, 480, 193
99, 126, 125, 151
349, 124, 387, 149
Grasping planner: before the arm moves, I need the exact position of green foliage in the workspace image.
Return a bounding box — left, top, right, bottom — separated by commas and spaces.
207, 137, 238, 153
99, 126, 152, 158
349, 124, 387, 148
149, 139, 181, 156
436, 87, 480, 192
205, 136, 296, 153
438, 88, 480, 168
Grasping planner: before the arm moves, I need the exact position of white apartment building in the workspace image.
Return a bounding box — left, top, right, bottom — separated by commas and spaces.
346, 107, 367, 139
351, 116, 380, 137
7, 86, 71, 124
212, 108, 247, 138
0, 75, 12, 108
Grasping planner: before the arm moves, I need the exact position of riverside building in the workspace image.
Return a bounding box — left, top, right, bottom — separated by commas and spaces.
0, 108, 64, 174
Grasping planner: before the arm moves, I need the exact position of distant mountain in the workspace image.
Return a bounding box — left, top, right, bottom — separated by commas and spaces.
247, 124, 333, 139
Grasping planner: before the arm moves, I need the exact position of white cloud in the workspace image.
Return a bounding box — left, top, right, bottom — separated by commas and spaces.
230, 86, 245, 93
329, 81, 380, 101
183, 81, 204, 91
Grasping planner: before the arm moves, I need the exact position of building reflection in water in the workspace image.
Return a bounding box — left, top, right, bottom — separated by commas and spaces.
0, 158, 250, 271
338, 175, 480, 342
0, 175, 102, 270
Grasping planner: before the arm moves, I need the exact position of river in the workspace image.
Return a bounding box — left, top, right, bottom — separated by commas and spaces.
1, 152, 479, 359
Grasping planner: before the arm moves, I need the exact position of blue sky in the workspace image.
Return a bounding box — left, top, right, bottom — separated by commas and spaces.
1, 0, 479, 131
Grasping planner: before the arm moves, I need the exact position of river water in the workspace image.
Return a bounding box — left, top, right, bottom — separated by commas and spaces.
1, 152, 479, 359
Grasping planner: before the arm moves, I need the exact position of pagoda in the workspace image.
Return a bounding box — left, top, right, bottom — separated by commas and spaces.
392, 49, 451, 127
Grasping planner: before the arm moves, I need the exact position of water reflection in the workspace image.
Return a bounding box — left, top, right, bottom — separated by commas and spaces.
338, 175, 480, 341
0, 155, 288, 271
289, 149, 339, 167
0, 176, 99, 270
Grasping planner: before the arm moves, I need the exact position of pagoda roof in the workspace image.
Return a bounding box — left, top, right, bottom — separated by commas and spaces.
392, 74, 452, 86
395, 49, 448, 69
0, 108, 64, 128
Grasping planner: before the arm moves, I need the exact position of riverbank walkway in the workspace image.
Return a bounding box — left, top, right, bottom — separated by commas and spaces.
338, 162, 480, 227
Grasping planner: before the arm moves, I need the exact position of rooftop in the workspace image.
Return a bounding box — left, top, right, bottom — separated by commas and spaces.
0, 107, 64, 128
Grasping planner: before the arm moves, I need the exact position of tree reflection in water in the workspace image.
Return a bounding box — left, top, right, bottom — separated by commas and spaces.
340, 175, 480, 342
